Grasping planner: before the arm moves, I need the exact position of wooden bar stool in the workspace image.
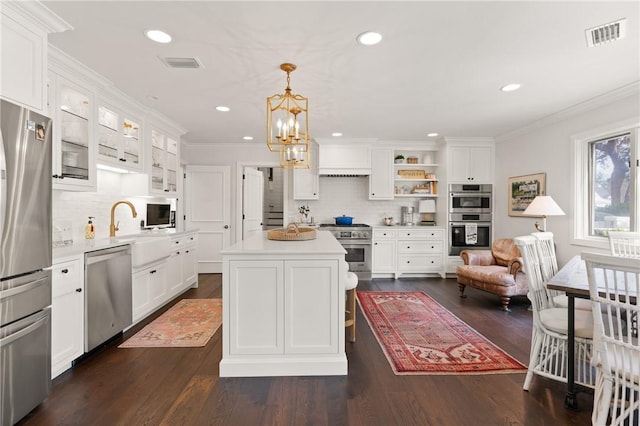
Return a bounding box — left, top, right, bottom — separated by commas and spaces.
343, 262, 359, 342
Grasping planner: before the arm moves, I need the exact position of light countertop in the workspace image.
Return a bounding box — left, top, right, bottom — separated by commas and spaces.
222, 230, 345, 256
53, 229, 198, 262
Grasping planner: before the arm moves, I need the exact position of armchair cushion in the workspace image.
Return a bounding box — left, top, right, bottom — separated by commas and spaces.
491, 238, 521, 266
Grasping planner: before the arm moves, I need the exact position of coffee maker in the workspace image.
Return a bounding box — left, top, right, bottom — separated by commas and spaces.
401, 206, 415, 226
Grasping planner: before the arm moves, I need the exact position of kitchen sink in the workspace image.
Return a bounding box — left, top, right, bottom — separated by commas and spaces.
129, 236, 171, 269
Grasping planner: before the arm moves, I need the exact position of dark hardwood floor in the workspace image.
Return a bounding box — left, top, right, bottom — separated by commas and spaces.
20, 275, 593, 425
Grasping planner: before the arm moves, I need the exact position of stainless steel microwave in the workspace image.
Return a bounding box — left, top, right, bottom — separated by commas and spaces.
449, 184, 492, 213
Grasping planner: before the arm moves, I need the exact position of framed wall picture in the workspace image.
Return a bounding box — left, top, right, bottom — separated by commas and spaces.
508, 173, 546, 216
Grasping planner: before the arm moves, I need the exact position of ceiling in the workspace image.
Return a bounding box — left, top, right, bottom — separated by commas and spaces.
42, 1, 639, 145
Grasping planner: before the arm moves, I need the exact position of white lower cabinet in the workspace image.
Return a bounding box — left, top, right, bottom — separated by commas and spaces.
132, 261, 167, 323
132, 231, 199, 324
372, 229, 397, 273
227, 259, 338, 356
51, 257, 84, 379
372, 227, 445, 277
182, 235, 198, 287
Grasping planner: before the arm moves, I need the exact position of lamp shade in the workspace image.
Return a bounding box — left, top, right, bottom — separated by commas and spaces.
418, 199, 436, 213
522, 196, 565, 217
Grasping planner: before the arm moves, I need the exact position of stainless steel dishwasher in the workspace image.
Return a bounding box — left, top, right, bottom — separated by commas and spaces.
85, 245, 132, 352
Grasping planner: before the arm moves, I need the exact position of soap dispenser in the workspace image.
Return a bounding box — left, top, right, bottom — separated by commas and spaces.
85, 217, 95, 239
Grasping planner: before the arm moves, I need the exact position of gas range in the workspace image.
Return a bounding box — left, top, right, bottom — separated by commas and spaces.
319, 224, 371, 241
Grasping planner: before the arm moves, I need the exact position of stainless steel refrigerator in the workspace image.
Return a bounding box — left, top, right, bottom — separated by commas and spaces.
0, 99, 53, 425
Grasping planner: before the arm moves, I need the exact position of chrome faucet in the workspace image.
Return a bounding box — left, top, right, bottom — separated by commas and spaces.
109, 200, 138, 237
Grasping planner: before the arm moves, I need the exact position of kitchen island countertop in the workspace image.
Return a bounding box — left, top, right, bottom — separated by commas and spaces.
222, 230, 345, 256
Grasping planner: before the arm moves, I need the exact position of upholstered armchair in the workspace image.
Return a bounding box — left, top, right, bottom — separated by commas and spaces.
456, 238, 528, 311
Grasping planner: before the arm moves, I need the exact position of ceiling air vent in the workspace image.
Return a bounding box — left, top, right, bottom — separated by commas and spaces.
585, 18, 626, 47
159, 57, 203, 69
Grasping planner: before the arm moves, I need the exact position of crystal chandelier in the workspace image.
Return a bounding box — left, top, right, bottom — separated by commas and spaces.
266, 63, 310, 169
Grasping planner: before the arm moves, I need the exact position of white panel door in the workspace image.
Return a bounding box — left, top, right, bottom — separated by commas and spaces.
185, 165, 230, 273
228, 260, 283, 355
242, 167, 264, 239
284, 260, 338, 354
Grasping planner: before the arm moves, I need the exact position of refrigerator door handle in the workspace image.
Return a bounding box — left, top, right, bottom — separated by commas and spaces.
0, 275, 49, 300
0, 311, 48, 347
0, 130, 5, 245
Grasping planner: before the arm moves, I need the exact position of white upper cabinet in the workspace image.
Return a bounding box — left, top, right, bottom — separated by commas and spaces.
150, 128, 179, 195
369, 148, 394, 200
97, 104, 143, 172
1, 2, 71, 112
49, 73, 96, 191
293, 142, 319, 200
446, 142, 494, 184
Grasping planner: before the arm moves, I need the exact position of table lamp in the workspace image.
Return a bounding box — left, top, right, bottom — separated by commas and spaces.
418, 199, 436, 226
522, 195, 565, 232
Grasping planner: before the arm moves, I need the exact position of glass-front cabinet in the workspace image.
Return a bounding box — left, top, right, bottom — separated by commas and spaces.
97, 103, 142, 171
150, 128, 179, 195
50, 73, 96, 190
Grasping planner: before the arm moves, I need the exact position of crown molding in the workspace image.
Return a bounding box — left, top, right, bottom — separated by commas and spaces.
2, 1, 73, 34
495, 81, 640, 143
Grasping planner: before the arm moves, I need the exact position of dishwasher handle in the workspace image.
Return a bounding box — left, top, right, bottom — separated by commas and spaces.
85, 246, 130, 265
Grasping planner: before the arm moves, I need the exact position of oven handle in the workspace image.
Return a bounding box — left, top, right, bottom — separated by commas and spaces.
449, 192, 492, 197
450, 222, 492, 226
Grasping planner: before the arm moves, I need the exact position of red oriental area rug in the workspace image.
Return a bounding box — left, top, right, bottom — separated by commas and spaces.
119, 298, 222, 348
356, 291, 527, 375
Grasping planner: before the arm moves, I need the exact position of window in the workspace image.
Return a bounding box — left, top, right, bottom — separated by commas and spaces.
573, 120, 638, 248
589, 133, 631, 235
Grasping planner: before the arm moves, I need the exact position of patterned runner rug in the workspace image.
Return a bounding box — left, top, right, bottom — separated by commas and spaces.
119, 298, 222, 348
357, 291, 527, 375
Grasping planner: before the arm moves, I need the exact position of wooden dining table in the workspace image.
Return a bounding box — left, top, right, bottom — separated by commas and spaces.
547, 253, 638, 411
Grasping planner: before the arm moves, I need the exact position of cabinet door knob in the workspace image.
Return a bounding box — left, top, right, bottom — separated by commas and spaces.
407, 246, 410, 249
407, 261, 410, 264
75, 288, 82, 292
185, 250, 189, 253
224, 225, 229, 229
119, 158, 127, 162
61, 268, 69, 274
150, 270, 157, 274
374, 242, 378, 245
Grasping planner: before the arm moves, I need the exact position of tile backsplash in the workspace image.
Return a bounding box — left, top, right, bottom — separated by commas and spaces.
288, 177, 439, 226
53, 170, 175, 243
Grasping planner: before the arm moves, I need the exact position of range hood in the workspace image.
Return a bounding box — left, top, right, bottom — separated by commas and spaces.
318, 145, 371, 176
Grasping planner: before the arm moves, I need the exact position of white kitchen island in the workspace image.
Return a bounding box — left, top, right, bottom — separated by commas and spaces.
219, 230, 348, 377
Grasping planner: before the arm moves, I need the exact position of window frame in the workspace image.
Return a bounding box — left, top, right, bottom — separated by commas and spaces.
572, 118, 639, 249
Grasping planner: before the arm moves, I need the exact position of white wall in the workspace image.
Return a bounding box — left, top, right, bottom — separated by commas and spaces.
494, 90, 640, 264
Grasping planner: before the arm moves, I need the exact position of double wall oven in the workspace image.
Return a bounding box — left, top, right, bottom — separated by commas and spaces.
448, 184, 493, 255
319, 224, 371, 278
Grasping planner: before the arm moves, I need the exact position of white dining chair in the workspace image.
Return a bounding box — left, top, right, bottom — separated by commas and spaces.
608, 231, 640, 258
532, 232, 592, 312
583, 252, 640, 426
514, 235, 596, 391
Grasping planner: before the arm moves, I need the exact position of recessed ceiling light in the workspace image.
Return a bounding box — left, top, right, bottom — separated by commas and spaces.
356, 31, 382, 46
243, 136, 253, 141
331, 132, 343, 137
144, 29, 172, 44
500, 83, 521, 92
427, 133, 439, 137
216, 106, 230, 112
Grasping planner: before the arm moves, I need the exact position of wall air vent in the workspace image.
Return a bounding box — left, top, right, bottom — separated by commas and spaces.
585, 18, 626, 47
159, 57, 203, 69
